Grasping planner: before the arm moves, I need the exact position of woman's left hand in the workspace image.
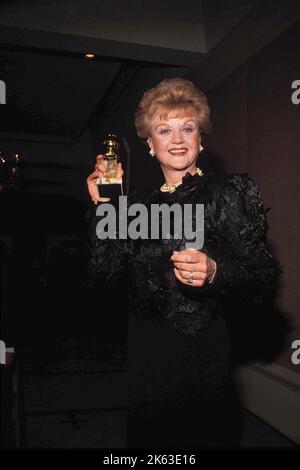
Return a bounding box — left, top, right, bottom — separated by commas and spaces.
171, 248, 217, 287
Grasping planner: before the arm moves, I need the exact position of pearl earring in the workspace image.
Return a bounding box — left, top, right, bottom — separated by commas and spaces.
149, 148, 155, 157
199, 145, 204, 153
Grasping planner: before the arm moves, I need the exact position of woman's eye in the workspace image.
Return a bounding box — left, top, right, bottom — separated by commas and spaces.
158, 128, 171, 135
183, 127, 194, 133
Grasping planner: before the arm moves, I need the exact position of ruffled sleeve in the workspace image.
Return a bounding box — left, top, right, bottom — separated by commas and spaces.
86, 197, 135, 286
212, 174, 282, 303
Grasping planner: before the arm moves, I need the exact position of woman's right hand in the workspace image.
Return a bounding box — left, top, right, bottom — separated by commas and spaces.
87, 154, 124, 204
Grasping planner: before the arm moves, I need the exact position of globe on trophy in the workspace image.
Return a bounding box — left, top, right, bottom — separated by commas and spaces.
96, 134, 123, 199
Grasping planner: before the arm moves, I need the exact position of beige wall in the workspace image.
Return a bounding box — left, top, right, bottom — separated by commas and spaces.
196, 21, 300, 373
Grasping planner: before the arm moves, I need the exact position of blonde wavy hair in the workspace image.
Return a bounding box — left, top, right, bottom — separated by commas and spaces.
135, 78, 212, 139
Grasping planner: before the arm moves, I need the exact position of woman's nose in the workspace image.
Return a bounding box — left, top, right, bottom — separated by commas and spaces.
172, 130, 184, 143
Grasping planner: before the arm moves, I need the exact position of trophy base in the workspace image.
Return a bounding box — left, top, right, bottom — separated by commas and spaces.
97, 182, 123, 199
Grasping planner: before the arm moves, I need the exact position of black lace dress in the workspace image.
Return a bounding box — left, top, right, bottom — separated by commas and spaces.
87, 172, 281, 448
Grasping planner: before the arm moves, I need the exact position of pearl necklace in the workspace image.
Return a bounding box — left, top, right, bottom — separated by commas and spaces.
160, 167, 203, 193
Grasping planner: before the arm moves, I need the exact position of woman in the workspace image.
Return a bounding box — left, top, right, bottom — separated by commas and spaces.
86, 78, 281, 448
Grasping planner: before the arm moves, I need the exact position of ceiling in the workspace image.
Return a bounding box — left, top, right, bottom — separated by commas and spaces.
0, 0, 299, 144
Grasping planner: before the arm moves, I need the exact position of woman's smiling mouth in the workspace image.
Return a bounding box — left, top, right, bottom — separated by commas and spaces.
168, 148, 188, 155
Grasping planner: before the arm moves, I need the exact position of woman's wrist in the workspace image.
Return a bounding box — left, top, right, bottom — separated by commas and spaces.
207, 258, 217, 284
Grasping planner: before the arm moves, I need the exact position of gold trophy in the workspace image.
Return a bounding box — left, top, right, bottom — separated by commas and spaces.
97, 134, 123, 198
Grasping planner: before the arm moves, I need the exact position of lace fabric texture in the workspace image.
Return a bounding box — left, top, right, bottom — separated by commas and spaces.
86, 171, 282, 447
87, 172, 282, 336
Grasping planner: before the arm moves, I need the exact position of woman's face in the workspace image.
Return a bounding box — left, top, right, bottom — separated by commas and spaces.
147, 110, 201, 174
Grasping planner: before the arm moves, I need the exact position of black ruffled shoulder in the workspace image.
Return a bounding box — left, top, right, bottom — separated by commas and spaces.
211, 173, 282, 301
219, 173, 269, 236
